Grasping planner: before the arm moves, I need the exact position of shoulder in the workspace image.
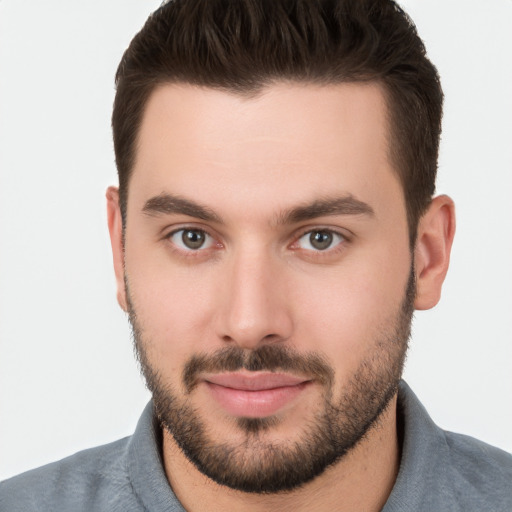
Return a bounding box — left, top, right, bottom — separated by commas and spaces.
442, 429, 512, 505
388, 382, 512, 512
0, 437, 139, 512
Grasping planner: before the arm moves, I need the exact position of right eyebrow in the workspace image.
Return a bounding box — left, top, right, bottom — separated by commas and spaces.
142, 193, 222, 223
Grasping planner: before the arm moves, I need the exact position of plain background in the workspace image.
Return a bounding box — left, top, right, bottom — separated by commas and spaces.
0, 1, 511, 481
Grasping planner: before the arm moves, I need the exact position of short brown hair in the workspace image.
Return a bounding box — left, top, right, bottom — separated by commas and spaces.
113, 0, 443, 243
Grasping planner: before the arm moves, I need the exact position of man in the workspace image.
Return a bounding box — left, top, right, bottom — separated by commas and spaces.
1, 0, 511, 510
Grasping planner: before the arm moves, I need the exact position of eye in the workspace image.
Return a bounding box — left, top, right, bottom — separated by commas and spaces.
168, 228, 214, 251
296, 230, 345, 251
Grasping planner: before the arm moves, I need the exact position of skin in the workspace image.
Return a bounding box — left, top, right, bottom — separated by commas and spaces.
107, 82, 455, 511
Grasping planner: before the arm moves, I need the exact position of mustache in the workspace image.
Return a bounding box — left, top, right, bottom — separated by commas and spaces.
182, 344, 334, 393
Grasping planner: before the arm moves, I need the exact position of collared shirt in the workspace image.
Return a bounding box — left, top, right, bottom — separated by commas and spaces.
1, 381, 511, 511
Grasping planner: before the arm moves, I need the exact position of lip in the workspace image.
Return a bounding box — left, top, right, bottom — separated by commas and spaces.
203, 371, 311, 418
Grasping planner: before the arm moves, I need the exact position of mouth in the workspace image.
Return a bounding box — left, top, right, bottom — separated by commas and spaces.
203, 371, 312, 418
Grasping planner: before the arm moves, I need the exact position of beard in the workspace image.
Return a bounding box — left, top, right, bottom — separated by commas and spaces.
126, 267, 415, 494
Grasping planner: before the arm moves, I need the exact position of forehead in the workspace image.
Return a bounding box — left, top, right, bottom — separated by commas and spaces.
129, 81, 403, 222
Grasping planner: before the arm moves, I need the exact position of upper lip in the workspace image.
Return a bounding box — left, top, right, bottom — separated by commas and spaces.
204, 372, 310, 391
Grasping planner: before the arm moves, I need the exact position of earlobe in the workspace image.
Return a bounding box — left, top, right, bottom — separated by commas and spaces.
106, 186, 128, 312
414, 195, 456, 310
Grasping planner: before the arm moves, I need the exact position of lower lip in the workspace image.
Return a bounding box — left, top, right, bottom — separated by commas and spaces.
205, 381, 310, 418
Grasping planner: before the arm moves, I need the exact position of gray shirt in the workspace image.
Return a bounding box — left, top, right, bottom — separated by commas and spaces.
1, 381, 511, 511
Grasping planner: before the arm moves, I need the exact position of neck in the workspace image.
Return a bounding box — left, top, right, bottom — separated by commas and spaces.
161, 394, 400, 512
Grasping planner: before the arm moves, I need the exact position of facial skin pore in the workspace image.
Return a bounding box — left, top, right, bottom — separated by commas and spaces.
107, 82, 455, 512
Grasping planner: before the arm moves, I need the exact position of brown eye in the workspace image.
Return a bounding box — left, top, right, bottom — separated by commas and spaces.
297, 230, 344, 251
169, 229, 213, 250
310, 231, 333, 250
182, 229, 205, 249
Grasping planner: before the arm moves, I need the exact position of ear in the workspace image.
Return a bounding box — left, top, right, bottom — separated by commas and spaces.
414, 195, 456, 310
106, 186, 128, 312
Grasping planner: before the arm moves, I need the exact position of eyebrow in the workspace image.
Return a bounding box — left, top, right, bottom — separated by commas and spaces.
142, 192, 374, 225
278, 195, 374, 224
142, 193, 222, 223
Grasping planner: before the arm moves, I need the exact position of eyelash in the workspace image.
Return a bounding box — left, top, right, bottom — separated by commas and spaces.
163, 226, 350, 259
291, 228, 348, 254
164, 227, 220, 259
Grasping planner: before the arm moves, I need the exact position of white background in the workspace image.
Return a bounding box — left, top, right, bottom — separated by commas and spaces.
0, 1, 511, 481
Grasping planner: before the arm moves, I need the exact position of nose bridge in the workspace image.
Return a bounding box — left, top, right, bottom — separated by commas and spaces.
217, 242, 292, 348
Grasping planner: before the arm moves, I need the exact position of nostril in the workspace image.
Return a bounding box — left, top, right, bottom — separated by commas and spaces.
221, 332, 286, 347
262, 333, 282, 343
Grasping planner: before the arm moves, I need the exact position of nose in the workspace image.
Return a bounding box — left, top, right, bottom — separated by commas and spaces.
215, 247, 294, 350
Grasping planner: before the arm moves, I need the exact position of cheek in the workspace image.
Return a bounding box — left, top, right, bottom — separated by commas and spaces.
125, 251, 221, 369
291, 254, 410, 374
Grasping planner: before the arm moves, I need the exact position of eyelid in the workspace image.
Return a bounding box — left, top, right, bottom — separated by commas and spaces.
162, 223, 215, 240
163, 225, 223, 253
292, 224, 352, 241
172, 229, 213, 250
161, 223, 351, 256
289, 226, 351, 253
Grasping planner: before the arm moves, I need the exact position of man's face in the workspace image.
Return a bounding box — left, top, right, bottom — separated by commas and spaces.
120, 82, 414, 492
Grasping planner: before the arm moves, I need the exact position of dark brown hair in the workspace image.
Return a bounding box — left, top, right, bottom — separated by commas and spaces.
113, 0, 443, 243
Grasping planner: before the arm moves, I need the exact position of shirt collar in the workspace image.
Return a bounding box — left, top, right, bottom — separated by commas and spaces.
382, 380, 457, 511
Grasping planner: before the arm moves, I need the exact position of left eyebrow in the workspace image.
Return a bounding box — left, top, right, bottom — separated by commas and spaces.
277, 196, 375, 225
